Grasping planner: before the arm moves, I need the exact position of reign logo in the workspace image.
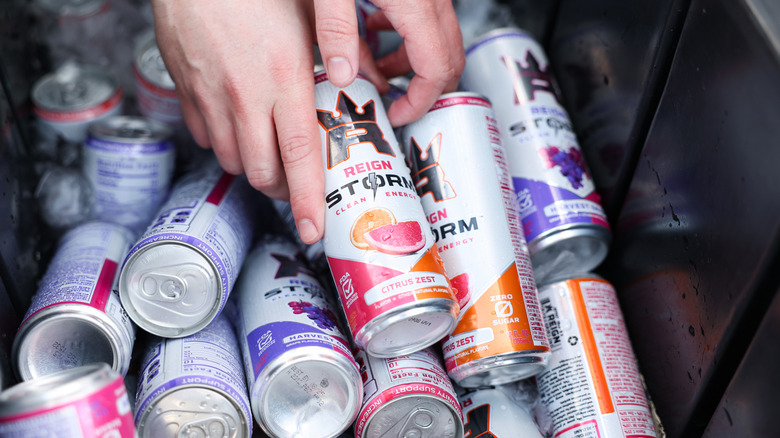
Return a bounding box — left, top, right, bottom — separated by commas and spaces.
271, 253, 312, 279
463, 404, 497, 438
501, 50, 561, 106
317, 91, 395, 169
407, 133, 455, 202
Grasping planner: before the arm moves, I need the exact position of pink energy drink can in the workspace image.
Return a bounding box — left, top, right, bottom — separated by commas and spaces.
402, 93, 550, 388
133, 29, 183, 126
537, 275, 657, 438
12, 221, 136, 381
354, 347, 463, 438
315, 70, 458, 358
460, 28, 611, 283
0, 363, 135, 437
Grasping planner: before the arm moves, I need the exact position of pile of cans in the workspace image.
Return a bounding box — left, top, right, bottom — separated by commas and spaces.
0, 2, 660, 438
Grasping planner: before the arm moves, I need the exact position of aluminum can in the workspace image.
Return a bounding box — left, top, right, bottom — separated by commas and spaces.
133, 29, 183, 125
0, 363, 135, 437
134, 313, 252, 438
84, 115, 175, 232
537, 275, 657, 438
315, 71, 458, 358
32, 62, 123, 143
270, 198, 330, 277
118, 158, 256, 338
460, 387, 542, 438
402, 93, 550, 387
12, 221, 136, 381
460, 28, 611, 283
234, 236, 362, 438
354, 347, 463, 438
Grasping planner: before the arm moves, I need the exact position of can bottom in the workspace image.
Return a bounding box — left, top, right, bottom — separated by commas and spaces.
138, 386, 251, 438
362, 395, 463, 438
254, 346, 362, 438
528, 223, 611, 284
13, 310, 125, 381
449, 350, 549, 388
358, 298, 458, 358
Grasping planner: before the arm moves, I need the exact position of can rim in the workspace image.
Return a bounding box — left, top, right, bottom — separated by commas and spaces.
448, 351, 549, 388
119, 240, 223, 338
465, 27, 533, 56
360, 393, 464, 438
11, 304, 133, 382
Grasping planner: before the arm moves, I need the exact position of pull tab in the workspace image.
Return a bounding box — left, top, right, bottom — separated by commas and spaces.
397, 406, 436, 438
178, 416, 230, 438
138, 263, 214, 311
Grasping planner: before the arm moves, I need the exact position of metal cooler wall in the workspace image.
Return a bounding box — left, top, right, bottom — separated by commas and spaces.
549, 0, 780, 437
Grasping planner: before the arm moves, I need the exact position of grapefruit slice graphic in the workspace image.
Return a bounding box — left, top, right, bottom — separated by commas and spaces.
450, 273, 471, 309
350, 207, 397, 250
363, 220, 426, 255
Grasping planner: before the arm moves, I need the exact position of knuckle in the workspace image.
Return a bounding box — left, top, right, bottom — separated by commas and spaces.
245, 166, 281, 191
279, 132, 317, 168
317, 16, 355, 43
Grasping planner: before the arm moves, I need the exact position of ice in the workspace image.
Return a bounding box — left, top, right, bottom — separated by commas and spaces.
35, 165, 93, 230
454, 0, 517, 48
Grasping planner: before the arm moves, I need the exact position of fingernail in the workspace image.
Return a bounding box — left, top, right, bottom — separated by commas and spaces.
327, 56, 353, 86
297, 219, 319, 244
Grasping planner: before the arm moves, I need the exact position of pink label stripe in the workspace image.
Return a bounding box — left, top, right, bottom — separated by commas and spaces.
34, 89, 123, 123
429, 95, 492, 111
90, 259, 118, 311
205, 173, 235, 205
555, 419, 601, 438
133, 66, 178, 98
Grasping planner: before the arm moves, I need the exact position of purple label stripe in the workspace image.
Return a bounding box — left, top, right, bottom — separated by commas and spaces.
87, 138, 174, 154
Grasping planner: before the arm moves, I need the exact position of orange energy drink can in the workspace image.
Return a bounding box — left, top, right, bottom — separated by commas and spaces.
314, 71, 458, 358
537, 275, 657, 438
401, 93, 550, 387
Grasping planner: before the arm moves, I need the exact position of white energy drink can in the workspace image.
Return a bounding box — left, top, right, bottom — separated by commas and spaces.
134, 313, 252, 438
84, 115, 175, 232
12, 221, 136, 381
32, 62, 123, 143
133, 29, 183, 125
0, 363, 135, 437
460, 387, 542, 438
460, 28, 611, 283
235, 236, 362, 438
537, 275, 657, 438
402, 93, 550, 387
315, 70, 458, 358
119, 158, 256, 338
354, 347, 463, 438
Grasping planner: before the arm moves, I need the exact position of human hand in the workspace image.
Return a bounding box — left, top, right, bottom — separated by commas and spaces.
151, 0, 463, 245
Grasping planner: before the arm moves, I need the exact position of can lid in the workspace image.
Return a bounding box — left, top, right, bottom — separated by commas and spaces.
465, 27, 532, 56
35, 0, 107, 17
365, 395, 463, 438
139, 387, 250, 438
119, 242, 221, 338
13, 309, 125, 381
0, 363, 115, 417
134, 29, 176, 91
88, 115, 173, 144
255, 347, 362, 438
32, 63, 119, 112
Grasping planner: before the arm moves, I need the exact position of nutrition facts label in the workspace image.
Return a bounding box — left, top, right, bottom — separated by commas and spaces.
537, 278, 656, 438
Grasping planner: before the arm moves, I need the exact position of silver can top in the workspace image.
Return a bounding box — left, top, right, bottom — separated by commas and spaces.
0, 363, 115, 417
35, 0, 108, 17
32, 62, 120, 113
88, 115, 173, 144
364, 396, 463, 438
134, 29, 176, 91
254, 347, 362, 438
119, 242, 222, 338
139, 387, 250, 438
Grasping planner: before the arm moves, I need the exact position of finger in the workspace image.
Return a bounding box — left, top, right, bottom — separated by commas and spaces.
313, 0, 359, 88
197, 98, 244, 175
436, 0, 465, 93
375, 42, 412, 78
178, 92, 212, 150
365, 10, 393, 31
273, 77, 325, 244
234, 107, 290, 201
357, 38, 389, 94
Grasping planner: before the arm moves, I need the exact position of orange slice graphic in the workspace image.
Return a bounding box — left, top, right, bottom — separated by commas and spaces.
350, 207, 396, 250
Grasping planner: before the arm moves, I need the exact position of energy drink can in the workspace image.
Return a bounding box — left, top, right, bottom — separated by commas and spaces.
84, 115, 175, 232
354, 347, 463, 438
315, 71, 458, 358
12, 221, 136, 381
32, 62, 123, 143
118, 158, 256, 338
133, 29, 183, 126
234, 236, 362, 438
537, 275, 657, 438
134, 313, 252, 438
460, 28, 611, 283
460, 387, 542, 438
401, 93, 550, 387
0, 363, 135, 437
